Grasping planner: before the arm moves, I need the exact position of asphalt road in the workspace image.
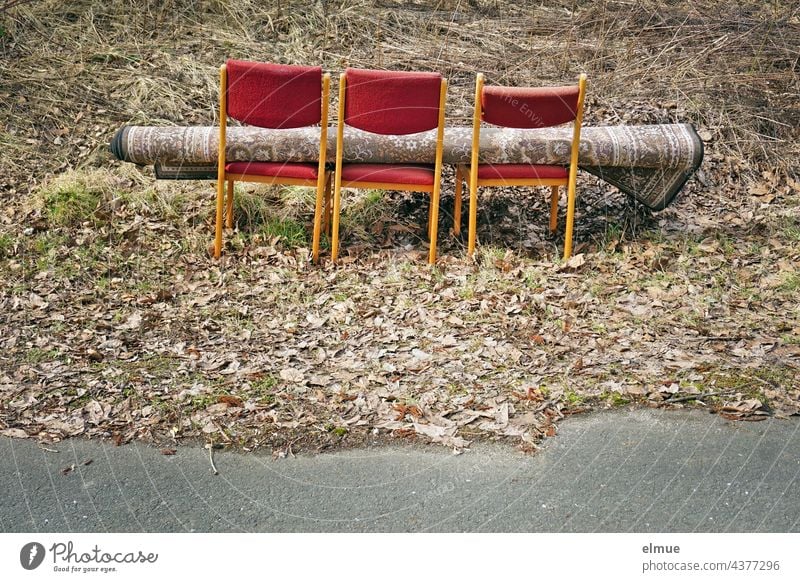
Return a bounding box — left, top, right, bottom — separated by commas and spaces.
1, 409, 798, 532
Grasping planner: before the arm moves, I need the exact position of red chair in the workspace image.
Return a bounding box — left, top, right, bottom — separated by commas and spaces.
331, 68, 447, 265
456, 73, 587, 259
214, 59, 331, 261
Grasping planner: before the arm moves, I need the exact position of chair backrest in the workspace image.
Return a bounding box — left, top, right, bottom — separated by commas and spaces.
481, 83, 580, 129
343, 68, 443, 135
225, 59, 322, 128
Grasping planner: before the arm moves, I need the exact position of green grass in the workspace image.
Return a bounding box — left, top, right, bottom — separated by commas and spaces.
0, 233, 14, 258
478, 245, 507, 268
24, 347, 61, 364
31, 231, 68, 272
187, 392, 221, 411
227, 186, 311, 247
40, 179, 103, 227
595, 222, 624, 252
260, 217, 308, 247
71, 238, 107, 270
591, 322, 607, 333
339, 189, 391, 239
640, 228, 666, 244
603, 390, 631, 407
123, 187, 190, 222
183, 384, 244, 412
457, 282, 475, 300
67, 391, 93, 410
230, 188, 274, 230
681, 235, 704, 257
780, 217, 800, 242
523, 267, 544, 290
279, 185, 316, 209
716, 232, 736, 256
27, 230, 111, 281
249, 374, 278, 404
700, 366, 798, 401
779, 271, 800, 293
563, 390, 585, 407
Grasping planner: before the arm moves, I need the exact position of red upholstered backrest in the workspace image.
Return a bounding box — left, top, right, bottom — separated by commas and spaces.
226, 60, 322, 128
344, 68, 442, 135
481, 84, 580, 129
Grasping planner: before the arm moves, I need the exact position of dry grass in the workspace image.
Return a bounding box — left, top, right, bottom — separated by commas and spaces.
1, 0, 798, 199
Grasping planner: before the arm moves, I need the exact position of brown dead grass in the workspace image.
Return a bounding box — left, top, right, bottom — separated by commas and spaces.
1, 0, 798, 193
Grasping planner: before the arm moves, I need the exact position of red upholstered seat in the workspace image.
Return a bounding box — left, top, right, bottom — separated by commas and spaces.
481, 85, 580, 129
344, 68, 443, 135
225, 60, 322, 129
340, 163, 435, 185
225, 161, 319, 180
476, 164, 568, 180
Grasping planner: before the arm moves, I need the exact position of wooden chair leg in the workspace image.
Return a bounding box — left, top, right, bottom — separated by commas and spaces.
427, 196, 433, 241
549, 185, 559, 233
226, 180, 234, 229
214, 174, 225, 258
454, 165, 462, 236
429, 185, 441, 265
331, 180, 343, 262
564, 179, 578, 260
467, 178, 478, 256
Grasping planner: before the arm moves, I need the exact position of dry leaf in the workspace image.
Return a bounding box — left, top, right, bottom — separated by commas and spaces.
218, 395, 243, 407
559, 253, 585, 271
0, 428, 28, 438
120, 311, 143, 330
280, 368, 305, 383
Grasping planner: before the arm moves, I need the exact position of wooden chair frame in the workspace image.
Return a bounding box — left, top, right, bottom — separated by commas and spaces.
457, 73, 587, 260
214, 64, 332, 262
330, 73, 448, 265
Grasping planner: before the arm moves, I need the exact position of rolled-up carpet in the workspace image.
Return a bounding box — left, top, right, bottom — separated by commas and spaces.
111, 124, 702, 211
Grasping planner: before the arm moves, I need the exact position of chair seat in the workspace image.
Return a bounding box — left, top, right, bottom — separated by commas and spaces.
225, 161, 319, 180
476, 164, 568, 180
340, 163, 435, 186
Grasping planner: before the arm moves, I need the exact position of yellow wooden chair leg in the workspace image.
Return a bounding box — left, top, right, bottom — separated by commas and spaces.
311, 173, 327, 264
549, 185, 559, 233
467, 180, 478, 256
563, 180, 577, 260
215, 63, 227, 258
225, 180, 234, 229
331, 180, 343, 263
428, 188, 441, 265
214, 175, 225, 258
454, 166, 462, 235
427, 196, 433, 241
